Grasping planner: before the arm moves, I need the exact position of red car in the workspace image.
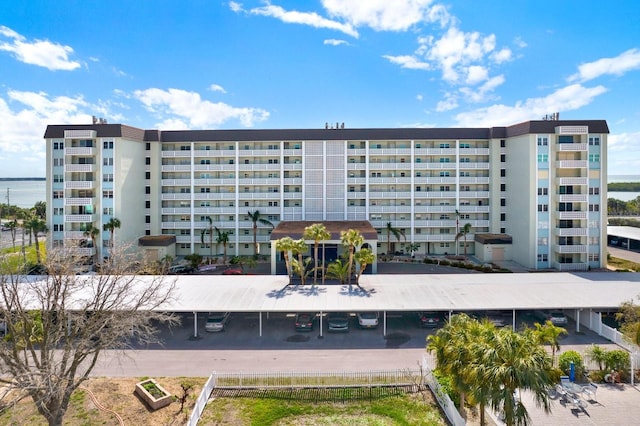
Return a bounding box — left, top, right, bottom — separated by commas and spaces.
222, 268, 243, 275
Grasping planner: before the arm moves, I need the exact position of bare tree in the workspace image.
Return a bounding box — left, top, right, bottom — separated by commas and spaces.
0, 244, 178, 426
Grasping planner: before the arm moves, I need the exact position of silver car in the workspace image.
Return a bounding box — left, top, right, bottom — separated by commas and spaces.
327, 312, 350, 332
205, 312, 230, 332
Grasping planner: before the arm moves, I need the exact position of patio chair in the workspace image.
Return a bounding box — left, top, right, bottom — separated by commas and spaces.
560, 375, 570, 384
554, 384, 568, 403
582, 383, 597, 402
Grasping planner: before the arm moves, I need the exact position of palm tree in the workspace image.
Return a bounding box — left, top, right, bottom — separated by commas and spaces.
385, 222, 405, 255
275, 237, 296, 283
303, 223, 331, 285
200, 216, 214, 260
32, 201, 46, 219
24, 216, 47, 264
214, 226, 230, 265
532, 320, 568, 364
6, 219, 17, 250
326, 258, 349, 284
247, 210, 274, 256
585, 344, 607, 371
340, 229, 364, 286
290, 239, 309, 285
83, 224, 100, 265
405, 242, 420, 257
353, 248, 375, 284
455, 222, 472, 259
103, 217, 121, 251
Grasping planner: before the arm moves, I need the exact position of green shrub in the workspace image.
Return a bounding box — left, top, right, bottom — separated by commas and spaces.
558, 350, 585, 378
604, 349, 630, 372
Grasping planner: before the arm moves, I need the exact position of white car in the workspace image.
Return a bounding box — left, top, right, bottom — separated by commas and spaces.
205, 312, 230, 332
549, 311, 568, 326
357, 312, 379, 329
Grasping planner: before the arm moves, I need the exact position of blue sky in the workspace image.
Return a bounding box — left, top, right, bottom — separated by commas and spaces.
1, 0, 639, 177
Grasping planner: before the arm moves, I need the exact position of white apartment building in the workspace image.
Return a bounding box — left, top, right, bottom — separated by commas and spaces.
45, 119, 608, 271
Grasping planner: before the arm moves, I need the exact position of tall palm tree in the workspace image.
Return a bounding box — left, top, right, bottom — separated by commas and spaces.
103, 217, 121, 251
341, 229, 364, 286
7, 219, 17, 250
214, 226, 230, 265
275, 237, 296, 283
32, 201, 46, 219
290, 239, 309, 285
353, 248, 375, 285
83, 224, 100, 265
326, 258, 349, 284
385, 222, 405, 255
247, 210, 274, 256
200, 216, 214, 260
532, 320, 568, 365
455, 222, 472, 259
303, 223, 331, 285
24, 216, 47, 264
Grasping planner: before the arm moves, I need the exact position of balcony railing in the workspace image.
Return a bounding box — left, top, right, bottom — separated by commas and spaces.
557, 143, 587, 152
557, 160, 587, 169
64, 147, 95, 156
64, 164, 95, 173
64, 130, 96, 139
555, 228, 588, 237
64, 197, 93, 206
64, 214, 95, 223
554, 244, 587, 254
64, 181, 94, 190
555, 262, 588, 271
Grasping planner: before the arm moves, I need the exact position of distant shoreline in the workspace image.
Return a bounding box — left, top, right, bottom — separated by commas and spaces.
0, 178, 45, 181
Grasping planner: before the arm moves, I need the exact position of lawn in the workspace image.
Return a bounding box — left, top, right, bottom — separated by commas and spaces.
0, 378, 448, 426
608, 256, 640, 272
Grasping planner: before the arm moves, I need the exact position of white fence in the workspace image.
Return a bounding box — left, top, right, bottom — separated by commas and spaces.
187, 372, 217, 426
422, 354, 465, 426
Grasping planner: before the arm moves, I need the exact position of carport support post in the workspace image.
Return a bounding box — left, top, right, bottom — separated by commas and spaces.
193, 311, 198, 338
383, 311, 387, 337
319, 311, 323, 338
632, 352, 635, 387
512, 310, 516, 331
259, 312, 262, 337
576, 309, 581, 333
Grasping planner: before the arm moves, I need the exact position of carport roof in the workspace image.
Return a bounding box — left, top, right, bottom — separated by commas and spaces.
608, 226, 640, 241
149, 272, 640, 312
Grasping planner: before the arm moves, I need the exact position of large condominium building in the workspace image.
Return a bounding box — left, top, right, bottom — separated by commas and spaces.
44, 119, 608, 271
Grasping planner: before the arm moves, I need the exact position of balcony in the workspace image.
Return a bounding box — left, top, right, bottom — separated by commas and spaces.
557, 177, 587, 186
458, 206, 490, 214
558, 143, 587, 152
554, 244, 587, 254
459, 148, 490, 155
557, 194, 587, 203
64, 231, 86, 239
414, 205, 456, 214
368, 191, 412, 199
195, 192, 236, 200
161, 208, 192, 215
557, 211, 587, 220
64, 214, 96, 223
64, 130, 96, 139
458, 163, 491, 170
555, 125, 588, 135
161, 222, 193, 229
368, 163, 412, 171
161, 165, 192, 172
368, 205, 412, 214
368, 148, 412, 155
555, 228, 588, 237
161, 179, 192, 186
557, 160, 587, 169
283, 178, 303, 185
69, 247, 95, 257
555, 262, 588, 272
64, 164, 95, 173
237, 178, 282, 185
64, 197, 93, 206
64, 181, 94, 190
161, 150, 192, 158
64, 147, 95, 156
161, 193, 192, 201
193, 207, 236, 214
414, 148, 456, 155
238, 164, 281, 172
459, 177, 490, 184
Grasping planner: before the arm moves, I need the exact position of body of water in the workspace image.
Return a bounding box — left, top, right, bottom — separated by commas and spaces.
0, 175, 639, 210
0, 180, 46, 209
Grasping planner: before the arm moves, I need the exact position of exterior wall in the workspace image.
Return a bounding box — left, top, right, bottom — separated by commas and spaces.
44, 121, 607, 271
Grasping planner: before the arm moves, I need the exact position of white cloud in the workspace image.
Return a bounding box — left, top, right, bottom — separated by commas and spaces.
568, 48, 640, 83
416, 94, 423, 101
459, 74, 505, 103
454, 83, 607, 127
382, 54, 430, 70
490, 47, 512, 64
324, 39, 348, 46
210, 84, 227, 93
133, 88, 269, 128
0, 25, 81, 71
322, 0, 448, 31
608, 132, 640, 175
435, 92, 458, 112
249, 4, 358, 38
228, 1, 243, 13
513, 36, 527, 49
465, 65, 488, 85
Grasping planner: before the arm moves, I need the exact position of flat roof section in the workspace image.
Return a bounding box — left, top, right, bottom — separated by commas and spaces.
74, 271, 640, 313
608, 226, 640, 241
270, 221, 378, 241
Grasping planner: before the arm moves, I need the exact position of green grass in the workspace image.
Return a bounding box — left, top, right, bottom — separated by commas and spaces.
608, 256, 640, 272
0, 244, 43, 274
199, 393, 446, 426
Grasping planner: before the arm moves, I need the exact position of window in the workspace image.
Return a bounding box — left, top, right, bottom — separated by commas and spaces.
589, 253, 600, 262
103, 141, 114, 149
415, 158, 422, 163
103, 207, 113, 215
588, 136, 600, 146
439, 171, 450, 177
589, 204, 600, 212
439, 158, 450, 163
537, 254, 548, 262
589, 187, 600, 195
145, 186, 151, 194
180, 187, 190, 193
500, 139, 506, 148
439, 185, 450, 191
53, 158, 64, 166
439, 229, 450, 234
500, 213, 506, 221
416, 186, 421, 192
145, 171, 150, 179
500, 154, 506, 163
589, 154, 600, 162
500, 228, 506, 233
53, 142, 64, 149
53, 207, 63, 215
500, 199, 506, 207
145, 157, 151, 165
538, 237, 548, 245
180, 145, 191, 151
537, 137, 548, 146
179, 243, 190, 249
200, 188, 210, 193
439, 143, 450, 148
53, 191, 64, 199
268, 158, 279, 164
416, 172, 421, 177
103, 157, 113, 166
145, 215, 151, 224
145, 201, 150, 208
537, 187, 548, 195
146, 143, 150, 150
103, 190, 113, 198
500, 169, 506, 177
53, 224, 64, 232
200, 159, 211, 165
537, 154, 548, 162
460, 171, 470, 177
53, 174, 63, 183
439, 242, 450, 248
501, 184, 506, 192
460, 143, 470, 148
103, 174, 113, 182
537, 204, 548, 212
268, 201, 278, 207
589, 236, 600, 245
460, 158, 470, 163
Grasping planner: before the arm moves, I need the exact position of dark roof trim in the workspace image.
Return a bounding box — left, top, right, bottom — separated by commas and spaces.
138, 235, 176, 247
271, 221, 378, 241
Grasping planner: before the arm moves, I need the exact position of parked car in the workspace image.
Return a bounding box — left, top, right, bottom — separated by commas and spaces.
294, 313, 315, 331
417, 311, 443, 328
485, 310, 508, 327
222, 268, 243, 275
168, 265, 194, 275
357, 312, 379, 329
549, 311, 568, 326
205, 312, 230, 332
327, 312, 350, 332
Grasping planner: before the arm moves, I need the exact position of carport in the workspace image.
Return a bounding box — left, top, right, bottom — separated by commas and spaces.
154, 272, 640, 339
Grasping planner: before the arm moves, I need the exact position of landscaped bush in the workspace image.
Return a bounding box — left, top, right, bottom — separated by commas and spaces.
558, 350, 585, 379
604, 349, 630, 372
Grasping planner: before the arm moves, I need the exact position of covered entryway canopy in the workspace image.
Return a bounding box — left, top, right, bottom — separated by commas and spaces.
269, 221, 379, 274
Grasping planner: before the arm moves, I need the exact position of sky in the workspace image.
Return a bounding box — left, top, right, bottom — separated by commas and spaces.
1, 0, 639, 178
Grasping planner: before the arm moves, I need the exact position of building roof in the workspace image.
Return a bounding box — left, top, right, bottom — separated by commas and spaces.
116, 271, 640, 312
270, 221, 378, 241
607, 226, 640, 241
44, 120, 609, 143
475, 233, 513, 244
138, 235, 176, 247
